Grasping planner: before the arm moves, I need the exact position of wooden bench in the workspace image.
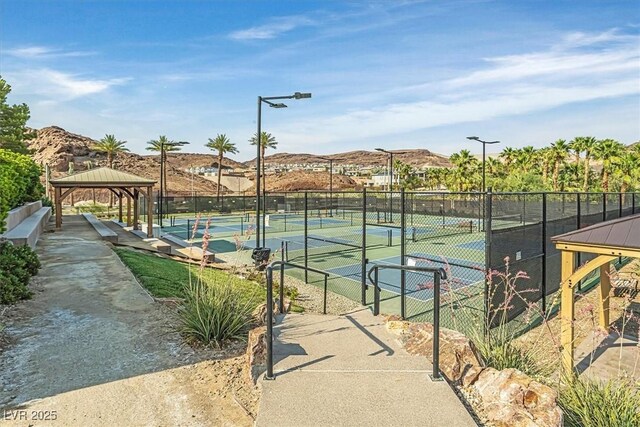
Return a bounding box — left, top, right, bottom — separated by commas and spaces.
82, 213, 118, 243
2, 207, 51, 249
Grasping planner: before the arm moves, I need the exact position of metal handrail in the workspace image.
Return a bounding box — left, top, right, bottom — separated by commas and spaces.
264, 260, 330, 380
367, 263, 447, 381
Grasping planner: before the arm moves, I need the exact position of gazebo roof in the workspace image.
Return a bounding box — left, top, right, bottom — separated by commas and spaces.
551, 213, 640, 253
49, 167, 156, 187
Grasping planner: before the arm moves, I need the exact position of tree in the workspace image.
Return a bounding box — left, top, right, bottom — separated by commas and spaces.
499, 147, 518, 173
0, 76, 34, 154
592, 139, 624, 192
614, 149, 639, 194
393, 160, 423, 190
515, 146, 536, 169
249, 131, 278, 194
577, 136, 597, 191
147, 135, 184, 197
206, 134, 238, 201
94, 134, 128, 168
549, 139, 570, 191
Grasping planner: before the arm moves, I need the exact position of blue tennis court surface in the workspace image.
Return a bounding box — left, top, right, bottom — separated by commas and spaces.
456, 240, 485, 251
326, 253, 484, 302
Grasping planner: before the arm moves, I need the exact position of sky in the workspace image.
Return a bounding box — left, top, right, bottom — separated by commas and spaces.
0, 0, 638, 160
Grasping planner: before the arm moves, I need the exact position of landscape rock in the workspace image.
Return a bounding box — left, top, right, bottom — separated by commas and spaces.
245, 326, 267, 384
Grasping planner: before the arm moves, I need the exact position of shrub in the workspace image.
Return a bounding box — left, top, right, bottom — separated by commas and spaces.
178, 278, 259, 346
558, 375, 640, 427
0, 240, 39, 304
0, 148, 43, 232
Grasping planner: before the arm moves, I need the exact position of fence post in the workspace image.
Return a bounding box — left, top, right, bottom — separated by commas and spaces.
541, 193, 547, 314
602, 193, 607, 222
262, 192, 267, 247
304, 192, 308, 284
634, 193, 637, 214
400, 188, 406, 319
484, 188, 492, 333
431, 270, 442, 381
576, 193, 581, 269
361, 188, 368, 305
619, 192, 623, 218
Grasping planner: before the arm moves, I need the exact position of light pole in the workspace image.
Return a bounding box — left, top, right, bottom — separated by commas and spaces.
256, 92, 311, 252
466, 136, 500, 193
317, 156, 333, 216
157, 140, 189, 228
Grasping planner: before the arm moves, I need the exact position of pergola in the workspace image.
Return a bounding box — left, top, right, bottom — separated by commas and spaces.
49, 167, 157, 237
552, 213, 640, 371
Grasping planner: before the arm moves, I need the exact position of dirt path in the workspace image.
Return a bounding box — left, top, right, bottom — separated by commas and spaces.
0, 216, 256, 426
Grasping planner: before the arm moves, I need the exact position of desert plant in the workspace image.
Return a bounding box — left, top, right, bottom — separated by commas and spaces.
558, 375, 640, 427
178, 278, 258, 346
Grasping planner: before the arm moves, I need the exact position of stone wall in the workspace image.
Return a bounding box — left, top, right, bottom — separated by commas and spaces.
386, 319, 562, 427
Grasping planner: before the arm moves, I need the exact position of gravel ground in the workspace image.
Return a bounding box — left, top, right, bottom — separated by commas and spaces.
215, 251, 362, 315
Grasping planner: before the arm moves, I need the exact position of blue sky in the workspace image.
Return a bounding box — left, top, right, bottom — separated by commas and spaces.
1, 0, 638, 160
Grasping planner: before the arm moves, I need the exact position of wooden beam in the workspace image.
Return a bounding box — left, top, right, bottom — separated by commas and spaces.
126, 193, 132, 226
599, 263, 611, 329
118, 191, 123, 223
55, 187, 62, 229
133, 188, 139, 231
555, 242, 640, 259
560, 250, 576, 372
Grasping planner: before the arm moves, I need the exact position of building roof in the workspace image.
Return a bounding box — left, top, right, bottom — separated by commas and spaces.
49, 167, 156, 187
551, 213, 640, 251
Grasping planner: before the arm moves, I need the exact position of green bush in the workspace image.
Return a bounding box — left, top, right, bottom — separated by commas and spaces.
558, 376, 640, 427
178, 278, 259, 347
0, 148, 43, 233
0, 240, 39, 304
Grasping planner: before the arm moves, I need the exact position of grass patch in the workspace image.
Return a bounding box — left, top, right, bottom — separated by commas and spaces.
113, 247, 264, 302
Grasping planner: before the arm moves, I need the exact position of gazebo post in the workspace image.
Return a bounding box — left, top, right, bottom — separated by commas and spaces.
133, 188, 139, 231
598, 262, 611, 329
560, 250, 575, 372
147, 186, 153, 238
126, 193, 132, 226
118, 190, 123, 223
55, 187, 62, 229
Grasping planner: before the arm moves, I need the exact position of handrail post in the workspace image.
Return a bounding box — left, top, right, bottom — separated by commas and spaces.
323, 275, 328, 315
373, 266, 380, 316
279, 241, 285, 314
265, 265, 275, 380
430, 270, 443, 381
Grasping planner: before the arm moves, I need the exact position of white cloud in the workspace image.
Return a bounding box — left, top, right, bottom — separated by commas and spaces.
5, 45, 95, 59
5, 68, 129, 100
229, 15, 315, 40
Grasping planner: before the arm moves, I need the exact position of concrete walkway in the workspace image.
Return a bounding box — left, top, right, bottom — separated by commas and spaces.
0, 216, 252, 425
256, 309, 476, 427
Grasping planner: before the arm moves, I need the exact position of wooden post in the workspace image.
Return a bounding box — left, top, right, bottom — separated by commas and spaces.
118, 191, 123, 223
147, 186, 153, 238
126, 193, 132, 226
55, 187, 62, 229
560, 250, 576, 372
598, 262, 611, 329
133, 188, 139, 230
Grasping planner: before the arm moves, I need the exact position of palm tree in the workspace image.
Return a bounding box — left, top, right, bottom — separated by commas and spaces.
538, 147, 553, 183
206, 134, 238, 201
94, 134, 129, 168
592, 139, 624, 192
578, 136, 597, 191
614, 149, 639, 195
549, 139, 570, 191
499, 147, 518, 173
146, 135, 185, 197
93, 134, 128, 207
516, 146, 536, 169
249, 131, 278, 194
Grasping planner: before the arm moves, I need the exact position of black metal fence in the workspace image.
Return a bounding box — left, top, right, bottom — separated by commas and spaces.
143, 189, 639, 335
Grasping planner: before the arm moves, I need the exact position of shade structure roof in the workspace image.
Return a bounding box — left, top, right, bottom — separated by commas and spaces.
551, 213, 640, 252
49, 167, 156, 187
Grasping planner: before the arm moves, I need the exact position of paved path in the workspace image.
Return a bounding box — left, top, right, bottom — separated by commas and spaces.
256, 308, 476, 427
0, 216, 252, 426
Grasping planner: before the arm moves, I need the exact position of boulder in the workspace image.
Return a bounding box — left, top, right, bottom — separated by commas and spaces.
245, 326, 267, 384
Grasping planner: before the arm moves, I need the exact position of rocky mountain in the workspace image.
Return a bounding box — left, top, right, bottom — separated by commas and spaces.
248, 170, 358, 192
27, 126, 232, 202
248, 149, 451, 168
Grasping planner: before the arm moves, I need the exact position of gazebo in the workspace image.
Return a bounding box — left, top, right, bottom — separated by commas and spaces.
551, 213, 640, 371
49, 167, 157, 237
